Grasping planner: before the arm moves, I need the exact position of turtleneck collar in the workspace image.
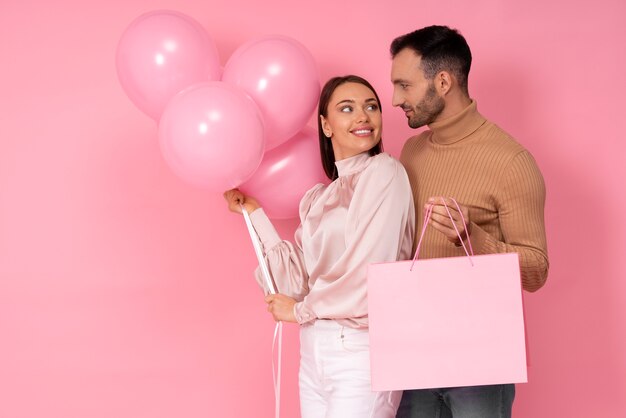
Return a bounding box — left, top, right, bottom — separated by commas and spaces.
428, 100, 486, 145
335, 151, 372, 177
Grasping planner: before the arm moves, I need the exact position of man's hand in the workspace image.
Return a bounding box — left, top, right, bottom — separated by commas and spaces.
265, 294, 297, 323
425, 197, 472, 245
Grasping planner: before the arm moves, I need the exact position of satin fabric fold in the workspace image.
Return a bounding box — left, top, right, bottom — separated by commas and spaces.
250, 152, 415, 329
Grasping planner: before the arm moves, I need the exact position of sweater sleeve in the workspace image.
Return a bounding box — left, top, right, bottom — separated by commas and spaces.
468, 150, 549, 292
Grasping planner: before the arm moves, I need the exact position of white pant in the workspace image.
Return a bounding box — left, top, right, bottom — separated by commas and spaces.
299, 320, 401, 418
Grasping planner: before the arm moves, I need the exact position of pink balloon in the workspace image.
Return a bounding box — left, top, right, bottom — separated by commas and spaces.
116, 10, 221, 120
222, 35, 320, 151
240, 126, 328, 219
158, 82, 265, 191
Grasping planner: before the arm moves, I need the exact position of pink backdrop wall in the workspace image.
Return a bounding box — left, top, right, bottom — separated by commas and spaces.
1, 0, 625, 417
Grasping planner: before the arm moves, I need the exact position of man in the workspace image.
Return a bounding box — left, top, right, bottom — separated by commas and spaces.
390, 25, 549, 418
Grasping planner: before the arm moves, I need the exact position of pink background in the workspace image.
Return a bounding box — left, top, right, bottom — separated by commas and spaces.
1, 0, 624, 417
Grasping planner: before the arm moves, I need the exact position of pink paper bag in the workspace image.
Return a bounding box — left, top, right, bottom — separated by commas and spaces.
367, 201, 527, 391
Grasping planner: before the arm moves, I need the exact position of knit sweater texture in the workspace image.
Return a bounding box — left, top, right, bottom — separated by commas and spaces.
400, 100, 548, 292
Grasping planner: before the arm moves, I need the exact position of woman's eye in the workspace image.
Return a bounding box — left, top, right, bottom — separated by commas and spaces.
340, 106, 353, 113
367, 104, 379, 111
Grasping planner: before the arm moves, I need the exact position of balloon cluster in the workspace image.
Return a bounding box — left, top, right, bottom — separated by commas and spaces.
116, 10, 327, 218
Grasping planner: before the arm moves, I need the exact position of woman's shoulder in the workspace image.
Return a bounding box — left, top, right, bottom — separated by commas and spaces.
299, 182, 327, 217
351, 152, 413, 214
363, 152, 407, 178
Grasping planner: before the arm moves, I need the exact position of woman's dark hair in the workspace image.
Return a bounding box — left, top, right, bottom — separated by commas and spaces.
317, 75, 384, 181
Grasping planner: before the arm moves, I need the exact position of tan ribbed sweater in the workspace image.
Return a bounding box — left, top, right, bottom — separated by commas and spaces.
400, 101, 548, 292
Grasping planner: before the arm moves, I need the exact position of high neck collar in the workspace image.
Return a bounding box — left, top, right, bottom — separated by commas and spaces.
428, 100, 486, 145
335, 152, 372, 177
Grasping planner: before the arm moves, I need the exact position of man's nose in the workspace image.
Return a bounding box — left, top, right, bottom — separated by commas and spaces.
391, 89, 403, 107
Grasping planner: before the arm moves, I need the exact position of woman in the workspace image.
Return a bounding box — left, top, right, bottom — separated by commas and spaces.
224, 75, 414, 418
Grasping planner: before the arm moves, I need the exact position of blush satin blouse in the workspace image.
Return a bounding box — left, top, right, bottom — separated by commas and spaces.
250, 152, 415, 329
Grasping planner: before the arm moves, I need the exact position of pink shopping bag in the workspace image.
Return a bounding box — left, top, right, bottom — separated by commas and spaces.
367, 200, 527, 391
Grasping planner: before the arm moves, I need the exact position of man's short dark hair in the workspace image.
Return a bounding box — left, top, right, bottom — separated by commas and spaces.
390, 25, 472, 94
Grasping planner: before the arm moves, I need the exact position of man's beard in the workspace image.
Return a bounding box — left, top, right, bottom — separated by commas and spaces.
408, 83, 445, 129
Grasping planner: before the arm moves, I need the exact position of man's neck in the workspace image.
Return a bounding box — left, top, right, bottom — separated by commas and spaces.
436, 92, 472, 122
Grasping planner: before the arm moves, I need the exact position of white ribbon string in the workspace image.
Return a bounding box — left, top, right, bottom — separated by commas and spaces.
272, 321, 283, 418
240, 205, 282, 417
241, 205, 277, 294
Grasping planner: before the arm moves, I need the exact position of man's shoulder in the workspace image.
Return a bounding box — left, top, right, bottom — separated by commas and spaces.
405, 130, 431, 145
480, 119, 529, 155
400, 131, 430, 158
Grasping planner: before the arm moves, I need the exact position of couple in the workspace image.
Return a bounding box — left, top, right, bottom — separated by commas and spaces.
225, 25, 549, 418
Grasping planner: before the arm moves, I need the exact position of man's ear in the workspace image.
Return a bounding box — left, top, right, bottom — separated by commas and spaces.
434, 71, 453, 96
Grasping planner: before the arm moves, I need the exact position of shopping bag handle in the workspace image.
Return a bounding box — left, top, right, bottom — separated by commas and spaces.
410, 197, 474, 271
